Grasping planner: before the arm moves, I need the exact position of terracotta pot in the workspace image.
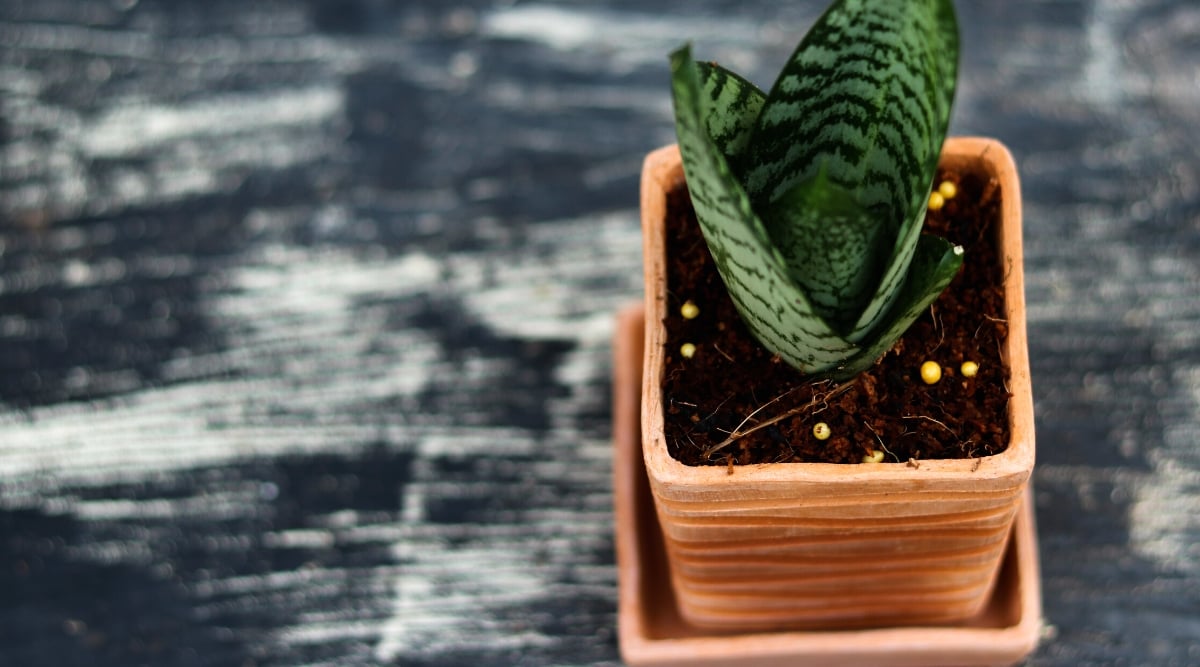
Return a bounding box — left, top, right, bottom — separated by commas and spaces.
612, 306, 1042, 667
636, 138, 1036, 632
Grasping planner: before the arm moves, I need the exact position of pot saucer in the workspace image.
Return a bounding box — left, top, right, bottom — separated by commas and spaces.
613, 305, 1042, 667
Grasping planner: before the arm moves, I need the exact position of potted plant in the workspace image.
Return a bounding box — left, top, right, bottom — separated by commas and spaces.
614, 0, 1040, 663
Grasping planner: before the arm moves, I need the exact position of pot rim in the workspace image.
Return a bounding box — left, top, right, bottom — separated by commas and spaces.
640, 137, 1034, 492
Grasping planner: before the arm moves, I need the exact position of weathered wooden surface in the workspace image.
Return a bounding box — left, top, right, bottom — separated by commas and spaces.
0, 1, 1197, 665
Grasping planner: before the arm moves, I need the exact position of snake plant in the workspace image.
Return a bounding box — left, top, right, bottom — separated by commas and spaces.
670, 0, 962, 380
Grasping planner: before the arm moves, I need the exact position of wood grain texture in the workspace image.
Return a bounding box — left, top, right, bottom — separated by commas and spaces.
0, 1, 1198, 665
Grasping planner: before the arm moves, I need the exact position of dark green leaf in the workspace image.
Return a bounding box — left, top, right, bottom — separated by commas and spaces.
744, 0, 959, 343
833, 235, 964, 379
669, 45, 859, 373
761, 168, 887, 332
666, 0, 962, 380
694, 61, 765, 175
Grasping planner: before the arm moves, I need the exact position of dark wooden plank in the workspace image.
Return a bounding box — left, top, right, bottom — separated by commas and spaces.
1, 1, 1198, 665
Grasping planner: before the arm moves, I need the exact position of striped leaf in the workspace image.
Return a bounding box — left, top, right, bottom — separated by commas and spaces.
694, 61, 765, 175
670, 45, 859, 373
761, 168, 888, 333
667, 0, 962, 380
746, 0, 959, 343
836, 235, 964, 377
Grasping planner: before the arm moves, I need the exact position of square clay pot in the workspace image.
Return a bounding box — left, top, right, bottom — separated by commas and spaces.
636, 139, 1036, 634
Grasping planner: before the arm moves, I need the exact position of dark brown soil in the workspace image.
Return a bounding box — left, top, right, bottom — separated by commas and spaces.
661, 169, 1012, 466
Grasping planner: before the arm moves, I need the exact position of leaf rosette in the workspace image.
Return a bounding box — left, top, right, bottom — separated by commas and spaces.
670, 0, 963, 380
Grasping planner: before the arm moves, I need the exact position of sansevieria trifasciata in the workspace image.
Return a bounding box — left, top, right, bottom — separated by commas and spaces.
670, 0, 963, 380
